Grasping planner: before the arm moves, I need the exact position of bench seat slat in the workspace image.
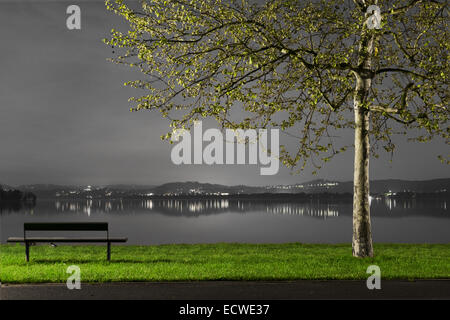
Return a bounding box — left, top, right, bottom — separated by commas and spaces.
7, 237, 127, 243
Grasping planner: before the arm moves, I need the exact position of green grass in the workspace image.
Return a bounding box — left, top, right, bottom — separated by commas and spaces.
0, 243, 449, 283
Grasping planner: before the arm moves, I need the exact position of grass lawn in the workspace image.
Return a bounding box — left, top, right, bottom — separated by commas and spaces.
0, 243, 449, 283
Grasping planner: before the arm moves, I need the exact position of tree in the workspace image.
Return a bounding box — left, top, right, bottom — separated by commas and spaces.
105, 0, 449, 257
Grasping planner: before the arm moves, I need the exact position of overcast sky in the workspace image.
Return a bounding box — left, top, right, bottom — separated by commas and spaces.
0, 1, 448, 187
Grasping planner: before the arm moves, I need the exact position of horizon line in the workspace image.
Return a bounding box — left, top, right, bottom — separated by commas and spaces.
2, 177, 450, 189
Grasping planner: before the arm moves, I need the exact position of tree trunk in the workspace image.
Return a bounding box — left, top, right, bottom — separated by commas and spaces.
352, 94, 373, 258
351, 17, 377, 257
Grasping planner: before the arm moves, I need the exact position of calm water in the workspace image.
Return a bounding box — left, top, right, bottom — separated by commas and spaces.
0, 198, 448, 244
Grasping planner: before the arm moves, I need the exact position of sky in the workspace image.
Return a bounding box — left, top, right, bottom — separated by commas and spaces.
0, 0, 448, 187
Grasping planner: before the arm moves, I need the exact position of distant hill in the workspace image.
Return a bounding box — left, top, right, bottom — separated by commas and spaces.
0, 183, 14, 191
5, 178, 449, 198
370, 179, 449, 193
0, 185, 36, 203
104, 184, 156, 191
152, 181, 264, 195
282, 178, 450, 194
16, 184, 80, 199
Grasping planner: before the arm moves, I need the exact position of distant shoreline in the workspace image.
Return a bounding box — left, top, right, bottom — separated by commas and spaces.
31, 191, 450, 203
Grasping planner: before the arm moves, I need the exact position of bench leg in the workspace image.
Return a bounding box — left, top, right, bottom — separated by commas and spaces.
107, 242, 111, 261
25, 242, 30, 262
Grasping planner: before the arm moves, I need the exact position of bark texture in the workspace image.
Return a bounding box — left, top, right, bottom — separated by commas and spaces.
352, 28, 376, 258
352, 91, 373, 258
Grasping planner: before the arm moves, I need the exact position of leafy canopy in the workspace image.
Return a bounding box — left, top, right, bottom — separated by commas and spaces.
105, 0, 449, 171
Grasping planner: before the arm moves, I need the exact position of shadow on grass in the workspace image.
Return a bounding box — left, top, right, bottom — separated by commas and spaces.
29, 258, 194, 264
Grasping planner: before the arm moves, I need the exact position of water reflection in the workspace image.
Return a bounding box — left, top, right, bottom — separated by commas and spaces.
1, 197, 448, 244
51, 199, 342, 218
0, 197, 446, 219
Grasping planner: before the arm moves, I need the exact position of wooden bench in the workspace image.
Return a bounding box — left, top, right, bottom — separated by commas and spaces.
7, 222, 127, 262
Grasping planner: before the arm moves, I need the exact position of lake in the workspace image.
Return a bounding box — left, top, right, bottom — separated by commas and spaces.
0, 197, 448, 244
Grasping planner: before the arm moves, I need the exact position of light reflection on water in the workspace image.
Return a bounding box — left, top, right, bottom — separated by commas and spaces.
50, 199, 343, 218
46, 198, 449, 218
0, 197, 448, 244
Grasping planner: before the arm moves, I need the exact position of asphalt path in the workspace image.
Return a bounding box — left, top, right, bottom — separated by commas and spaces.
1, 280, 449, 300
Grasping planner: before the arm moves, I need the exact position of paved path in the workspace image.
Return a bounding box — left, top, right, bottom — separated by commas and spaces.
1, 280, 449, 300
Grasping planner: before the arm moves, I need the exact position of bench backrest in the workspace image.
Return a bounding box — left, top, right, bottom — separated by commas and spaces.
24, 223, 109, 240
24, 223, 108, 231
